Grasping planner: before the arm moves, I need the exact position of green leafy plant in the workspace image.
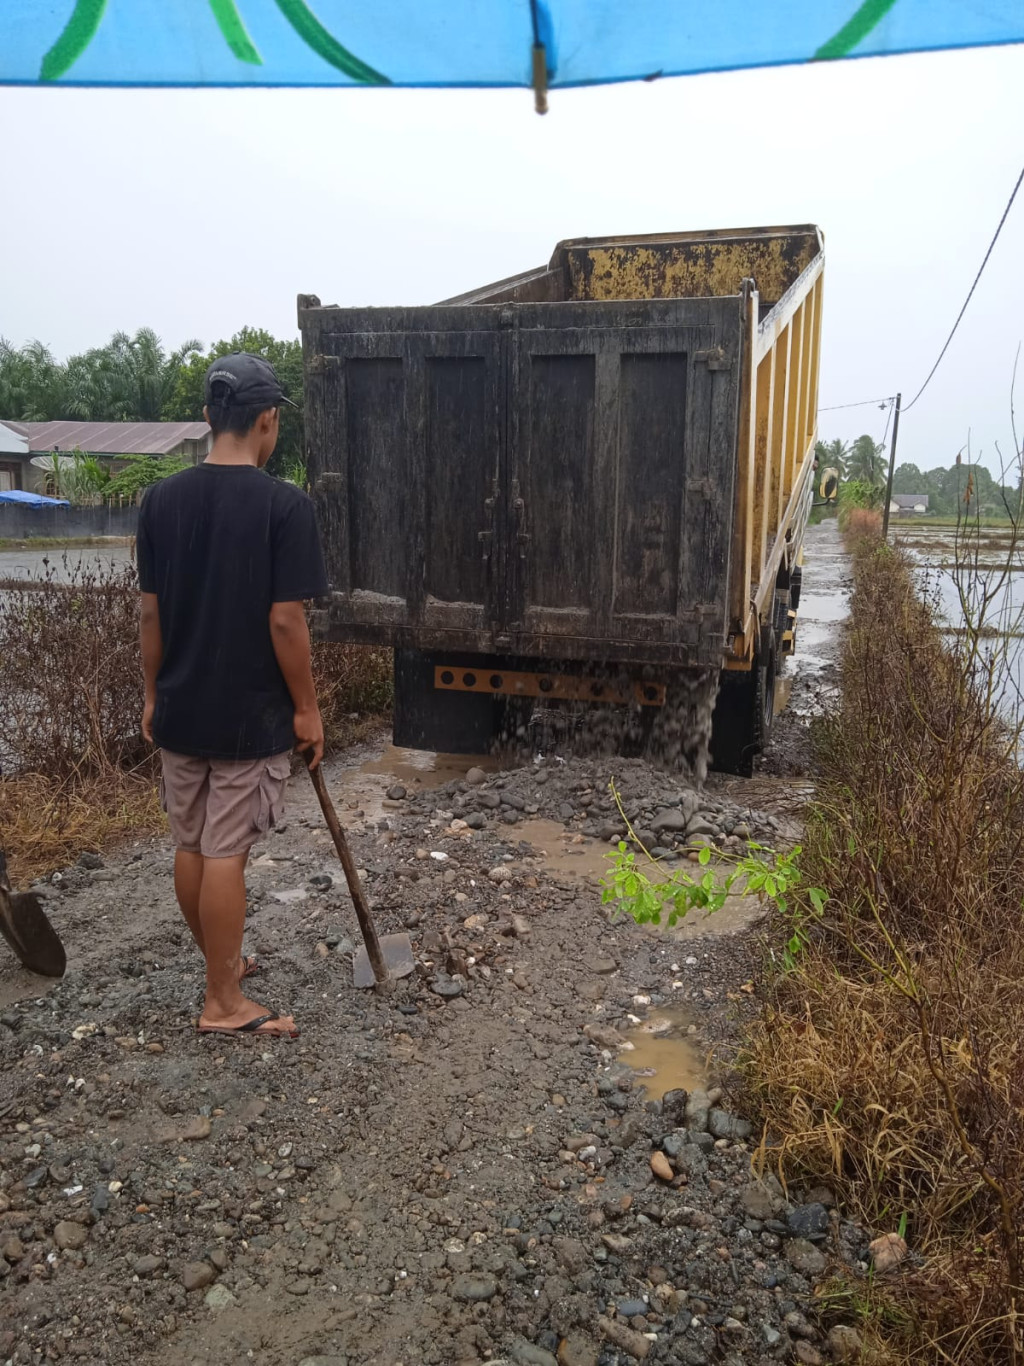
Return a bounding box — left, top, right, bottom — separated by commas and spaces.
598, 780, 826, 967
103, 454, 188, 504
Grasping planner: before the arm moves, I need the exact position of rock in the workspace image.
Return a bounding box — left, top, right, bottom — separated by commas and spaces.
77, 851, 104, 870
650, 810, 688, 834
298, 1358, 349, 1366
181, 1262, 216, 1292
53, 1221, 88, 1252
787, 1203, 830, 1242
466, 767, 488, 786
649, 1151, 674, 1181
583, 953, 618, 975
557, 1335, 598, 1366
0, 1235, 24, 1263
675, 1144, 708, 1178
708, 1108, 752, 1141
181, 1115, 212, 1142
479, 791, 502, 809
601, 1233, 632, 1254
286, 1278, 311, 1295
660, 1089, 688, 1124
134, 1254, 166, 1277
309, 874, 334, 892
827, 1326, 864, 1362
91, 1184, 110, 1215
511, 1345, 558, 1366
452, 1272, 498, 1302
597, 1315, 651, 1359
785, 1238, 827, 1277
732, 823, 751, 841
740, 1180, 785, 1220
204, 1284, 237, 1311
430, 974, 464, 999
552, 1237, 587, 1275
869, 1232, 908, 1274
685, 1090, 711, 1132
583, 1023, 626, 1050
488, 865, 513, 884
386, 784, 407, 801
272, 888, 307, 904
465, 812, 487, 830
686, 818, 719, 839
511, 914, 532, 938
616, 1299, 648, 1319
794, 1345, 824, 1366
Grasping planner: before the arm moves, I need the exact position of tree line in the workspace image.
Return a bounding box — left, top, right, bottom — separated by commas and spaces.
815, 435, 1017, 518
0, 327, 304, 480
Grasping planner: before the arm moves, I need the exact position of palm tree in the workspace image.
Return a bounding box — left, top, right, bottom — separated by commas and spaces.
846, 434, 887, 488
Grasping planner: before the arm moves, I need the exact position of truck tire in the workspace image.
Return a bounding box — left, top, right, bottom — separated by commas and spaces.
709, 635, 777, 777
790, 565, 803, 611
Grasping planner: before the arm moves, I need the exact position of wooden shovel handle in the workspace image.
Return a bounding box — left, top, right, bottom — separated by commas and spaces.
306, 761, 388, 985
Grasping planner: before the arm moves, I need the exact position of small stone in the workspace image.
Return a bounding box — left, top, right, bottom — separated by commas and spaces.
466, 767, 488, 786
272, 888, 307, 904
708, 1108, 753, 1141
204, 1284, 237, 1311
741, 1180, 784, 1220
53, 1221, 88, 1252
584, 1023, 626, 1050
512, 1344, 558, 1366
488, 865, 513, 884
0, 1235, 24, 1263
452, 1272, 497, 1302
794, 1344, 824, 1366
309, 874, 333, 892
465, 812, 487, 830
583, 953, 618, 975
616, 1299, 648, 1319
649, 1151, 674, 1181
77, 851, 104, 870
601, 1233, 632, 1254
827, 1325, 864, 1362
286, 1277, 311, 1295
869, 1232, 908, 1274
557, 1334, 599, 1366
182, 1262, 216, 1292
685, 1089, 711, 1132
598, 1315, 651, 1359
787, 1203, 830, 1242
430, 974, 464, 999
511, 914, 532, 938
386, 784, 407, 801
134, 1254, 166, 1277
785, 1238, 827, 1277
181, 1116, 212, 1142
650, 810, 687, 834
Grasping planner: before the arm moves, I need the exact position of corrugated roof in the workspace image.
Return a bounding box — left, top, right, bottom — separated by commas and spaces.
5, 420, 210, 456
893, 494, 930, 508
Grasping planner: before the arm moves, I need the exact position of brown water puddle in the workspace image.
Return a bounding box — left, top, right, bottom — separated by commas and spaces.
360, 745, 498, 788
618, 1008, 705, 1097
517, 818, 612, 884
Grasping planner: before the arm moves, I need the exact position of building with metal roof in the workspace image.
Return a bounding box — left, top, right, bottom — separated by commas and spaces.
0, 420, 211, 492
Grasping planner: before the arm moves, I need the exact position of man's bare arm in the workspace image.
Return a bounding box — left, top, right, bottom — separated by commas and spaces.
269, 600, 324, 768
140, 592, 163, 743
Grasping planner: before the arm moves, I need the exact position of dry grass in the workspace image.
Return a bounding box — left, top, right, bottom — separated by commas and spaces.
743, 537, 1024, 1363
0, 558, 393, 883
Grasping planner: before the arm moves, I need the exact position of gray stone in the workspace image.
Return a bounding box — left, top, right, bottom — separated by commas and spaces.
77, 851, 104, 870
650, 809, 687, 834
741, 1181, 785, 1221
732, 823, 751, 841
465, 812, 487, 830
452, 1272, 498, 1302
685, 1089, 712, 1132
181, 1261, 216, 1291
133, 1254, 166, 1277
675, 1145, 708, 1178
708, 1108, 752, 1141
204, 1284, 237, 1311
686, 818, 719, 839
478, 791, 502, 809
511, 1343, 558, 1366
662, 1133, 685, 1159
386, 784, 407, 801
785, 1239, 827, 1277
827, 1325, 864, 1362
430, 974, 464, 999
787, 1203, 830, 1242
583, 953, 618, 975
616, 1298, 649, 1319
466, 767, 488, 786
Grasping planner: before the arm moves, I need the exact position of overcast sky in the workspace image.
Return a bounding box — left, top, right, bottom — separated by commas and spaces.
2, 42, 1022, 476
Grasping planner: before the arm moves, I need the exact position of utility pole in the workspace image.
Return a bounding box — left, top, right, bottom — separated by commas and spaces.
881, 392, 902, 540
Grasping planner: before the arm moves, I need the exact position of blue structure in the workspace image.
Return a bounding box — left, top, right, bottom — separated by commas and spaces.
2, 2, 1022, 91
0, 490, 71, 509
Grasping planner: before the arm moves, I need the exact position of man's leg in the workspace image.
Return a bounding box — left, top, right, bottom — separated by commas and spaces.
174, 850, 205, 955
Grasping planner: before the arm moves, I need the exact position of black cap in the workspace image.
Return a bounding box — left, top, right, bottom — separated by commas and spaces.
204, 352, 297, 409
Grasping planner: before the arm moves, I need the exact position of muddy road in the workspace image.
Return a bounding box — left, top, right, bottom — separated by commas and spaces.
0, 524, 858, 1366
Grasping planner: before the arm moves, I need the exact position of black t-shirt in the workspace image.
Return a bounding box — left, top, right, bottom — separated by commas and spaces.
136, 464, 328, 760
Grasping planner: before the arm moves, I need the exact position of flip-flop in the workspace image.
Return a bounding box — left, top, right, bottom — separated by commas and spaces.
198, 1013, 299, 1039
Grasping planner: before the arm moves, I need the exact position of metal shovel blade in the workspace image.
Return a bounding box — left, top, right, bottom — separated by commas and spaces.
353, 932, 416, 990
0, 887, 66, 978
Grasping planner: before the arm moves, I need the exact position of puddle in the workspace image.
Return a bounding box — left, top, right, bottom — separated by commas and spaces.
618, 1009, 705, 1097
773, 676, 792, 715
517, 818, 613, 884
360, 745, 497, 788
798, 590, 849, 624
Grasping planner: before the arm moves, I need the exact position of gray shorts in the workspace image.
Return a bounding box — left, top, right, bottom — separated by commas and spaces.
160, 750, 291, 859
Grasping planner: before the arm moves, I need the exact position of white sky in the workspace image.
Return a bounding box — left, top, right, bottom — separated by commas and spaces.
1, 43, 1022, 477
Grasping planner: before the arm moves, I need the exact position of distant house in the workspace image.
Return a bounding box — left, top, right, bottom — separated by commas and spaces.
890, 493, 930, 517
0, 420, 211, 492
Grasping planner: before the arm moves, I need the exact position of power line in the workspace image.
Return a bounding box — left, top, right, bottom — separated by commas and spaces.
819, 396, 893, 412
903, 160, 1024, 413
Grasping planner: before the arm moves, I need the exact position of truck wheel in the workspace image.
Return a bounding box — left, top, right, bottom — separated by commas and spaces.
790, 565, 803, 611
710, 636, 777, 777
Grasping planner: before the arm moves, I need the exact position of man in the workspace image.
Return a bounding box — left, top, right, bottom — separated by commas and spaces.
137, 353, 327, 1038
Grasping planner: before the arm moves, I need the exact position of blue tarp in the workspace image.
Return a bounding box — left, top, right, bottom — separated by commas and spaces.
0, 490, 71, 509
2, 2, 1022, 90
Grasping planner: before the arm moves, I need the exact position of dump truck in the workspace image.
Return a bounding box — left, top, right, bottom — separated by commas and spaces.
298, 223, 824, 776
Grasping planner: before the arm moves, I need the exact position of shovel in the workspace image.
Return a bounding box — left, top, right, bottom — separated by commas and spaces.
306, 761, 415, 989
0, 851, 66, 978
